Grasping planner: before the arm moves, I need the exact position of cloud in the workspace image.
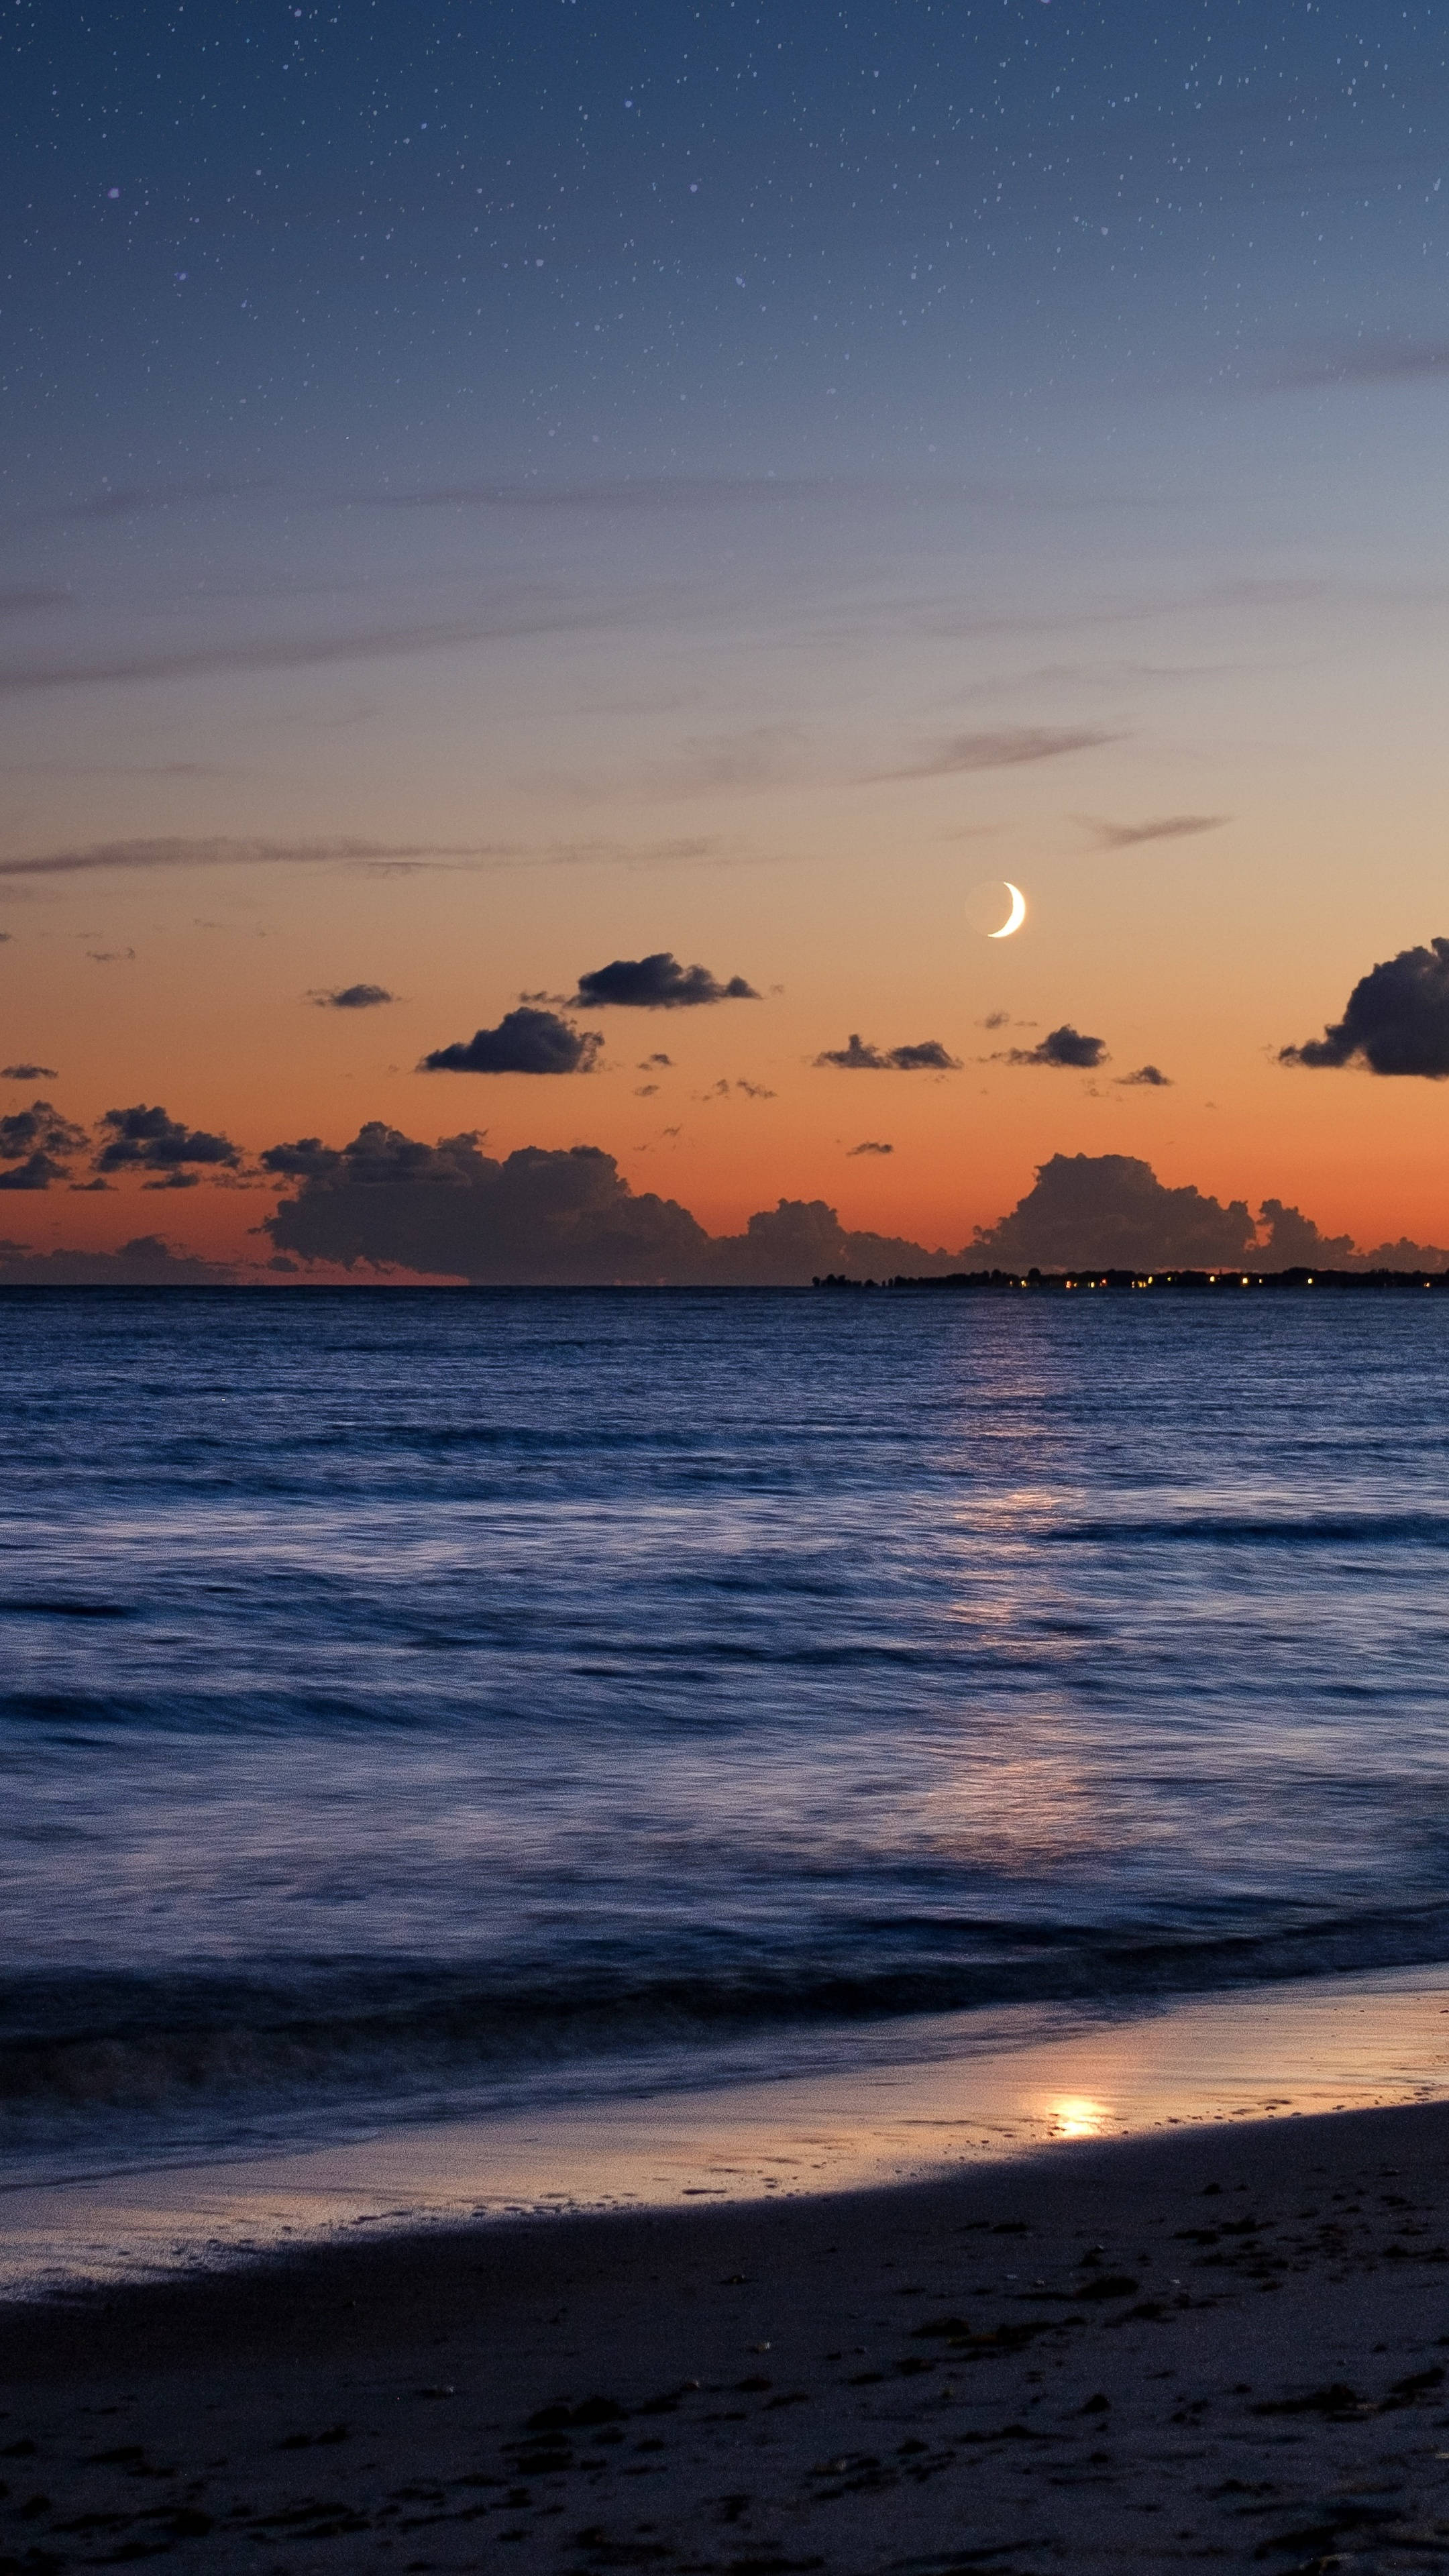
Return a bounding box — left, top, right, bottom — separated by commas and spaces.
0, 588, 70, 617
708, 1201, 957, 1287
0, 834, 727, 882
1004, 1025, 1108, 1070
262, 1124, 963, 1285
1250, 1198, 1447, 1272
420, 1006, 602, 1075
869, 726, 1116, 782
735, 1079, 775, 1099
1, 1102, 87, 1157
0, 604, 623, 698
1116, 1063, 1172, 1087
260, 1137, 344, 1179
848, 1140, 894, 1156
0, 1100, 87, 1187
976, 1154, 1256, 1270
94, 1104, 243, 1177
1255, 1199, 1357, 1267
313, 983, 394, 1010
1356, 1234, 1449, 1273
266, 1127, 711, 1281
574, 953, 759, 1008
979, 1010, 1011, 1030
87, 948, 135, 964
1079, 814, 1228, 850
1273, 340, 1449, 390
62, 477, 259, 521
255, 1129, 1449, 1285
0, 837, 500, 881
1280, 937, 1449, 1077
648, 724, 802, 797
815, 1033, 963, 1071
0, 1234, 233, 1285
360, 475, 837, 513
0, 1150, 74, 1191
639, 1053, 673, 1068
1, 1063, 58, 1081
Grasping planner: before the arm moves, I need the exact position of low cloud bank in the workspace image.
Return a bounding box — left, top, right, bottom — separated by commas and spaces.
975, 1155, 1448, 1273
260, 1134, 1449, 1283
262, 1124, 961, 1284
975, 1154, 1254, 1269
3, 1142, 1442, 1287
0, 1234, 233, 1285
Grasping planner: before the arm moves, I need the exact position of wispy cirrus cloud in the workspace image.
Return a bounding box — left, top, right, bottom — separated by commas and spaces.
1078, 812, 1228, 849
867, 725, 1117, 782
0, 588, 71, 618
0, 598, 629, 696
0, 837, 497, 881
56, 477, 263, 521
1271, 339, 1449, 390
647, 723, 804, 797
0, 835, 725, 882
359, 475, 841, 512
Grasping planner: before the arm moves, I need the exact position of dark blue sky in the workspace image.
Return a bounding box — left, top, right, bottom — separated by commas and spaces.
7, 1, 1448, 492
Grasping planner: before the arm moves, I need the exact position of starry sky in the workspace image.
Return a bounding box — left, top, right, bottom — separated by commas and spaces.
4, 0, 1449, 1272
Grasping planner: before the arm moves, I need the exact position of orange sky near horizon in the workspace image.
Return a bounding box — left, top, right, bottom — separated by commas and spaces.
5, 484, 1449, 1271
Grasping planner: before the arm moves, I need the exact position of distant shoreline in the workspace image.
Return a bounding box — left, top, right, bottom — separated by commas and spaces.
1, 1268, 1448, 1294
817, 1265, 1449, 1291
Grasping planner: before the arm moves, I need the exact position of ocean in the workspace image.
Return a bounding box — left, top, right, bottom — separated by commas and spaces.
5, 1284, 1449, 2190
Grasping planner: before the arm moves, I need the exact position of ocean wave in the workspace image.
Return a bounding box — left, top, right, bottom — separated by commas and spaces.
1039, 1511, 1449, 1548
7, 1900, 1449, 2130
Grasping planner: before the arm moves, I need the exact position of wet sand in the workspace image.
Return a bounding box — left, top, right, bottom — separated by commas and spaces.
9, 2097, 1449, 2571
7, 1966, 1449, 2304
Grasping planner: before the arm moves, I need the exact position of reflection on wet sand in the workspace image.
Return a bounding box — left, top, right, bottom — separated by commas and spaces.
6, 1962, 1449, 2300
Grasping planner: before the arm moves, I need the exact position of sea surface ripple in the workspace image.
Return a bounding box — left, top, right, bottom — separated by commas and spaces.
3, 1285, 1448, 2179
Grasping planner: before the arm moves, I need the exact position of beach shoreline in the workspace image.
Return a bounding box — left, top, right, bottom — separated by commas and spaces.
10, 2089, 1449, 2567
7, 1960, 1449, 2309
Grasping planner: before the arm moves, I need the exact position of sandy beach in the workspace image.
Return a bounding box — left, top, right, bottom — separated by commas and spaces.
9, 2096, 1449, 2572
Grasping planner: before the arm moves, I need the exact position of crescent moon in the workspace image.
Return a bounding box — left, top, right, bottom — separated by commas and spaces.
989, 883, 1026, 938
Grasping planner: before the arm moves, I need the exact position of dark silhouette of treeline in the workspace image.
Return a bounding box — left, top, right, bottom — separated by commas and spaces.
812, 1267, 1449, 1293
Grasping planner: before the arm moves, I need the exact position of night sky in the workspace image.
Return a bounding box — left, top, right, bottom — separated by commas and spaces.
4, 1, 1449, 1275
